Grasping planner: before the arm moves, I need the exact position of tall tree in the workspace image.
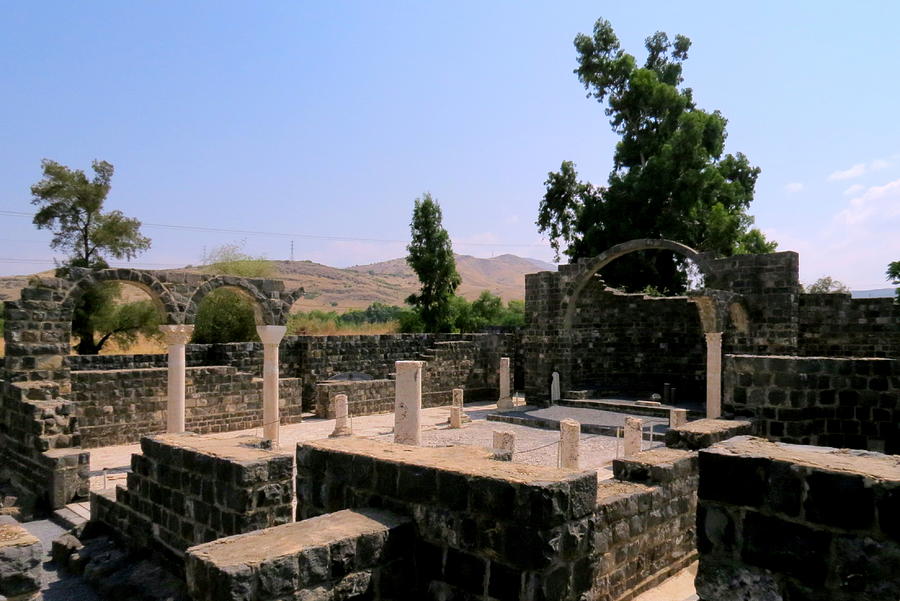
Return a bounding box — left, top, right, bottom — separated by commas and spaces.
31, 159, 154, 354
538, 19, 776, 293
406, 193, 461, 332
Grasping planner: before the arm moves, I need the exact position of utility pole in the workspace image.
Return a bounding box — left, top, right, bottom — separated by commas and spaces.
290, 240, 294, 262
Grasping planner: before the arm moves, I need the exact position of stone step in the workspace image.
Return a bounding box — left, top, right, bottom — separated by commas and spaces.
51, 502, 91, 530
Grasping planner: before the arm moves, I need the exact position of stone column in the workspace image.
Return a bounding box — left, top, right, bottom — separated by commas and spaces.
624, 417, 643, 457
670, 408, 688, 428
492, 431, 515, 461
257, 325, 287, 445
497, 357, 513, 409
394, 361, 424, 445
330, 394, 352, 437
159, 324, 194, 434
550, 371, 561, 402
452, 387, 470, 423
558, 418, 580, 469
449, 406, 463, 429
705, 332, 723, 419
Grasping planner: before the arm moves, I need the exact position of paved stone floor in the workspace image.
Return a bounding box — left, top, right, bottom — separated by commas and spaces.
89, 401, 670, 489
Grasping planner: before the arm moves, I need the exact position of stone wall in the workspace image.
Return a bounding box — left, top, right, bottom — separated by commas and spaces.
185, 508, 413, 601
568, 283, 706, 398
0, 380, 89, 510
723, 354, 899, 453
799, 293, 900, 358
92, 434, 294, 558
696, 436, 900, 601
295, 437, 700, 600
71, 366, 302, 448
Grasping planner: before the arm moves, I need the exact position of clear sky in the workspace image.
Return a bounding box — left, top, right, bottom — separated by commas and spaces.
1, 1, 898, 289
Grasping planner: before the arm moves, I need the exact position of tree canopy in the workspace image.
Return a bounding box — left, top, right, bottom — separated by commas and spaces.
806, 276, 850, 294
888, 260, 900, 301
30, 159, 156, 354
538, 19, 776, 293
405, 193, 461, 332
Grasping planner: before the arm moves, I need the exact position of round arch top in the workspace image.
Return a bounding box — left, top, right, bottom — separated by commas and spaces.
562, 238, 711, 328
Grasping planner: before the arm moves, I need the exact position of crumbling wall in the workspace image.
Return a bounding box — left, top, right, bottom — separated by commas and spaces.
798, 293, 899, 358
696, 436, 900, 601
92, 433, 294, 558
71, 366, 302, 447
723, 354, 899, 453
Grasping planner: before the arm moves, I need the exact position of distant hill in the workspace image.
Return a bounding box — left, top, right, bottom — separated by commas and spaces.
0, 254, 557, 312
851, 288, 896, 299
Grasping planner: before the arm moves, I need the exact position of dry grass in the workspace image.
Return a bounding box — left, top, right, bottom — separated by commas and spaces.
99, 334, 166, 355
288, 318, 399, 336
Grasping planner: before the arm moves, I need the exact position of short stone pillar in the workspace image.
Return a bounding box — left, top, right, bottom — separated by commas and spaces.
159, 324, 194, 434
451, 387, 470, 423
497, 357, 513, 409
394, 361, 424, 445
550, 371, 561, 402
492, 430, 515, 461
670, 408, 688, 428
449, 406, 463, 429
330, 394, 352, 437
624, 417, 643, 457
558, 418, 580, 469
257, 325, 287, 445
705, 332, 723, 419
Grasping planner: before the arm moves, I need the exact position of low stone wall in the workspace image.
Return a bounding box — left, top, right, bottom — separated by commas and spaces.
665, 418, 754, 451
185, 508, 413, 601
0, 380, 89, 510
315, 379, 395, 418
91, 433, 294, 558
296, 437, 700, 600
72, 366, 302, 447
799, 293, 899, 358
723, 354, 899, 453
696, 436, 900, 601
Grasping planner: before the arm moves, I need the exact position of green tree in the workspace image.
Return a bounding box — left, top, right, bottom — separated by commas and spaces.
30, 159, 154, 354
192, 288, 259, 344
406, 193, 461, 332
887, 260, 900, 301
537, 19, 776, 292
806, 276, 850, 294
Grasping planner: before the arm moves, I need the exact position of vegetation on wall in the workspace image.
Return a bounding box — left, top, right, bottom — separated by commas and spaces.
805, 276, 850, 294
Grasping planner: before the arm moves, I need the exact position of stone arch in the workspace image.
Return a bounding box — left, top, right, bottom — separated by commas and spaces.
561, 238, 712, 329
61, 268, 182, 325
184, 276, 279, 326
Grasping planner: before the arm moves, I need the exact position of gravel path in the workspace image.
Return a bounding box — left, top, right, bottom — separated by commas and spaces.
21, 519, 100, 601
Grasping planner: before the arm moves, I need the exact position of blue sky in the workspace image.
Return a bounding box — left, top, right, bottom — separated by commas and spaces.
1, 1, 898, 289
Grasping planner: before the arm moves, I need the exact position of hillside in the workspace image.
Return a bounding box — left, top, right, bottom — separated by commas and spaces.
0, 254, 557, 312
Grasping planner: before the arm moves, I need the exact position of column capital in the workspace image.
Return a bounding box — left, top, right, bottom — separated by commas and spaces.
159, 324, 194, 345
705, 331, 723, 343
256, 325, 287, 345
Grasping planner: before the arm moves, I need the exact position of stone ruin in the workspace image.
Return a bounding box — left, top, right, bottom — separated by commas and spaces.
0, 238, 896, 600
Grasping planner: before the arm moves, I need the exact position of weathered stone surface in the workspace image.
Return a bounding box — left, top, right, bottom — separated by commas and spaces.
0, 517, 41, 597
665, 418, 753, 451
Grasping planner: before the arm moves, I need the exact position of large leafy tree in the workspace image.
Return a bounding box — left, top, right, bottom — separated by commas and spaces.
406, 193, 461, 332
888, 261, 900, 301
538, 19, 776, 292
31, 159, 154, 354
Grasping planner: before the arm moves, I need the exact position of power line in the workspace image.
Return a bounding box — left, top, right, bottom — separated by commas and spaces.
0, 209, 549, 249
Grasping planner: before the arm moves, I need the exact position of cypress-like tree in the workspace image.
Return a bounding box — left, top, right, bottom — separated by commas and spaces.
406, 193, 461, 332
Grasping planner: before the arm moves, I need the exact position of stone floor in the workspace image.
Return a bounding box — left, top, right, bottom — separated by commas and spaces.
89, 400, 669, 489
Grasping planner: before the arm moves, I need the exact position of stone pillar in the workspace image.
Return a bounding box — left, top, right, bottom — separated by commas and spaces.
451, 387, 470, 423
558, 418, 580, 469
624, 417, 643, 457
497, 357, 513, 409
449, 406, 463, 429
330, 394, 352, 437
670, 408, 688, 428
257, 325, 287, 445
394, 361, 424, 445
492, 430, 515, 461
550, 371, 561, 402
705, 332, 723, 419
159, 324, 194, 434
